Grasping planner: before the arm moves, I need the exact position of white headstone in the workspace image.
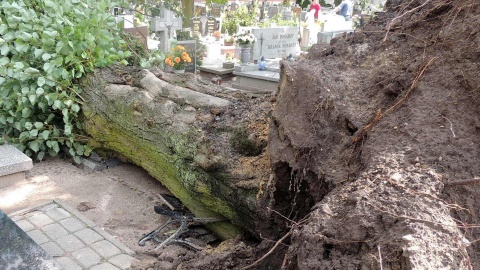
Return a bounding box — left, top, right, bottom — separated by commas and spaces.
251, 27, 300, 60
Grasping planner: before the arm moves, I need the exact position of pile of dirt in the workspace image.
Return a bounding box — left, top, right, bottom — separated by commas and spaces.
101, 0, 480, 268
253, 0, 480, 269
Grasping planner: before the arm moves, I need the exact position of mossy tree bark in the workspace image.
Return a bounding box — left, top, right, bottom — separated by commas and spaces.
80, 66, 264, 239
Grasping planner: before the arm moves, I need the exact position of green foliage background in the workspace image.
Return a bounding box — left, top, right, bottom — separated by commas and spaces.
0, 0, 132, 162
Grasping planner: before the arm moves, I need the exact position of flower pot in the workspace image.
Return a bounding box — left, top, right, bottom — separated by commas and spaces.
224, 41, 234, 46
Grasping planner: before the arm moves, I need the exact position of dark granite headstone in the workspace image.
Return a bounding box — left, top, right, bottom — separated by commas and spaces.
190, 17, 202, 36
0, 210, 62, 269
206, 16, 217, 34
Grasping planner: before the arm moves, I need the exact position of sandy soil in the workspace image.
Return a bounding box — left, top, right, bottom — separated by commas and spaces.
0, 158, 171, 264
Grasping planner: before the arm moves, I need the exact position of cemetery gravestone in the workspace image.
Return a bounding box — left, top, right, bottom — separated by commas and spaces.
177, 40, 197, 73
191, 17, 202, 36
268, 6, 279, 18
211, 4, 223, 18
251, 27, 300, 60
150, 5, 183, 51
207, 16, 217, 34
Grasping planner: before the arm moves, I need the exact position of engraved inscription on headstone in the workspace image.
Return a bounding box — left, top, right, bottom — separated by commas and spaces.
207, 16, 217, 34
191, 17, 202, 36
251, 27, 300, 60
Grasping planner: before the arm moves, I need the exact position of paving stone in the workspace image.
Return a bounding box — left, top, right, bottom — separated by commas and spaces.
15, 219, 35, 231
90, 262, 119, 270
71, 247, 101, 268
59, 217, 86, 232
28, 212, 55, 227
57, 234, 85, 252
39, 203, 58, 212
90, 240, 121, 259
42, 223, 69, 239
27, 229, 49, 244
74, 228, 103, 245
55, 256, 83, 270
10, 215, 24, 222
41, 241, 65, 257
46, 207, 71, 221
108, 254, 138, 270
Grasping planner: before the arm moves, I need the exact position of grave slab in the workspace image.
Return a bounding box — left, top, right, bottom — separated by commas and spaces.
0, 144, 33, 188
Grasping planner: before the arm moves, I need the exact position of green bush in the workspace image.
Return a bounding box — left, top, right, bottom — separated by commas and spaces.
0, 0, 132, 162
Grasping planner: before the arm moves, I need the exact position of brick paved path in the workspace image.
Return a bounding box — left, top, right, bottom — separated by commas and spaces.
9, 199, 138, 270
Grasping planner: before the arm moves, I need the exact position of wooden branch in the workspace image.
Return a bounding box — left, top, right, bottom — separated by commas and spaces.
445, 179, 480, 187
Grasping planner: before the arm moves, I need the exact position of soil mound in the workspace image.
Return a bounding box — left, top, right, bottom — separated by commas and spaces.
256, 0, 480, 269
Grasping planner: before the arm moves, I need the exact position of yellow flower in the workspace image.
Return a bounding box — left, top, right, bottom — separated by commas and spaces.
174, 57, 181, 63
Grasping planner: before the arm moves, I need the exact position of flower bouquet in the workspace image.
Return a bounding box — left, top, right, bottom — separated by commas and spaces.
164, 45, 192, 71
233, 30, 257, 45
213, 30, 221, 41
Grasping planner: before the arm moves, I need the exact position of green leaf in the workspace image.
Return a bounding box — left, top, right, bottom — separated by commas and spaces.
28, 95, 36, 105
0, 77, 5, 85
29, 129, 38, 137
0, 57, 9, 66
52, 141, 60, 153
64, 124, 72, 135
64, 100, 73, 108
41, 130, 50, 140
29, 140, 40, 152
34, 122, 43, 129
42, 53, 52, 61
73, 155, 82, 164
34, 48, 44, 58
72, 104, 80, 113
37, 77, 46, 86
22, 108, 32, 118
37, 151, 45, 161
1, 44, 10, 55
36, 87, 44, 95
14, 62, 24, 69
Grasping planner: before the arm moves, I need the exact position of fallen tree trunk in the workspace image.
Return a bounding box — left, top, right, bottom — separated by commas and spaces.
80, 66, 269, 239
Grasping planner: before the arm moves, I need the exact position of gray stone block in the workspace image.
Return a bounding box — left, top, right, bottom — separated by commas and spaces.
108, 254, 139, 270
71, 247, 101, 268
27, 230, 49, 245
46, 207, 71, 221
55, 257, 82, 270
90, 240, 121, 259
42, 223, 69, 240
59, 217, 86, 232
15, 219, 35, 232
57, 234, 85, 252
0, 144, 33, 176
41, 241, 65, 257
90, 262, 119, 270
28, 213, 55, 227
74, 228, 104, 245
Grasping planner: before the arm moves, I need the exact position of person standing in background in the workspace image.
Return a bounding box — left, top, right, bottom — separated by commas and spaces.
332, 0, 354, 21
309, 0, 321, 21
